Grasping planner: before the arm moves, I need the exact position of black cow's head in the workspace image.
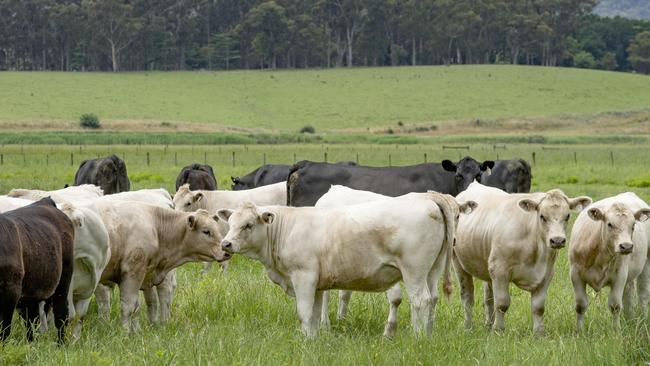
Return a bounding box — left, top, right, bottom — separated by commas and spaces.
442, 156, 495, 194
231, 176, 248, 191
98, 155, 130, 194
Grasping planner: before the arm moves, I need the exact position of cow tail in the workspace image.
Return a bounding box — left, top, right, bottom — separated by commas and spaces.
429, 193, 456, 300
286, 163, 302, 206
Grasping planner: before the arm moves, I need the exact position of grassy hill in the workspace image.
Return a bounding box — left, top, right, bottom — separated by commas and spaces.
1, 65, 649, 134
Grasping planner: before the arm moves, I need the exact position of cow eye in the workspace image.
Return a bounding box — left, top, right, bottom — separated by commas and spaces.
565, 214, 570, 221
540, 215, 546, 222
202, 229, 211, 236
607, 223, 613, 229
185, 202, 191, 207
244, 223, 252, 230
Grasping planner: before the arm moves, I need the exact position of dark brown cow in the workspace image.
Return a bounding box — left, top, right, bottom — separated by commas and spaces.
0, 198, 74, 344
175, 163, 218, 191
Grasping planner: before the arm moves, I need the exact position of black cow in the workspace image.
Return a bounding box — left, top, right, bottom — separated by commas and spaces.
287, 157, 494, 206
175, 163, 218, 191
74, 154, 130, 194
481, 158, 532, 193
0, 198, 74, 344
231, 164, 291, 191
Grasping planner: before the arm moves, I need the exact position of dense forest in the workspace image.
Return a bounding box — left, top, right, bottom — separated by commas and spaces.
1, 0, 649, 73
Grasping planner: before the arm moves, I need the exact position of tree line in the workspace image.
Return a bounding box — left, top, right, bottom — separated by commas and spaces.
1, 0, 649, 73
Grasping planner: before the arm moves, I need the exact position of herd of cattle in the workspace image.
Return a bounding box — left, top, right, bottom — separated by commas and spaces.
0, 153, 649, 343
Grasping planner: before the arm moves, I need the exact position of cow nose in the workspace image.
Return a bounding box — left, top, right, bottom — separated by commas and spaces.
549, 237, 566, 248
618, 243, 633, 254
221, 240, 233, 252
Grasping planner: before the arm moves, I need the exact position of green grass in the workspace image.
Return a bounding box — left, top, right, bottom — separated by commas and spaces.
1, 66, 650, 132
1, 143, 650, 364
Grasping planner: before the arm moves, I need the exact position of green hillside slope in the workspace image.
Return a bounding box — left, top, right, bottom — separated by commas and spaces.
1, 65, 649, 132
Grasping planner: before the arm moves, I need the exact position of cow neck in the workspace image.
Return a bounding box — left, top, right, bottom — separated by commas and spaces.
262, 213, 283, 271
152, 208, 190, 272
593, 223, 619, 289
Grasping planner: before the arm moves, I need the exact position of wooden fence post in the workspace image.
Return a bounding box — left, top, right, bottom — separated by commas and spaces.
146, 152, 150, 166
532, 152, 536, 166
204, 152, 207, 164
324, 152, 328, 162
263, 153, 266, 165
574, 151, 577, 165
424, 153, 427, 163
610, 151, 614, 166
388, 154, 392, 166
232, 151, 235, 167
175, 152, 178, 165
71, 153, 74, 166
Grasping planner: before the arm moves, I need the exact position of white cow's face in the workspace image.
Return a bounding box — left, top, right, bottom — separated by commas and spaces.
183, 210, 229, 262
519, 190, 591, 249
587, 204, 650, 255
218, 202, 274, 256
173, 184, 203, 211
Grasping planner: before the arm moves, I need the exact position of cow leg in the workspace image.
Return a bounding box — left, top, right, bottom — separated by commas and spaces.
483, 282, 495, 328
320, 291, 331, 329
609, 272, 627, 331
157, 271, 177, 323
454, 258, 474, 329
623, 280, 636, 320
119, 276, 144, 333
72, 298, 91, 341
637, 261, 650, 317
38, 301, 49, 334
201, 262, 213, 275
291, 271, 318, 338
570, 268, 589, 332
18, 300, 41, 342
383, 284, 402, 338
143, 286, 159, 324
402, 272, 432, 335
531, 283, 551, 336
311, 291, 323, 331
337, 291, 352, 320
0, 288, 20, 341
51, 287, 71, 344
491, 278, 510, 332
95, 284, 112, 320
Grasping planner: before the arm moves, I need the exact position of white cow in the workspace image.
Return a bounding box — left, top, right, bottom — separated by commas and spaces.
173, 182, 286, 273
569, 192, 650, 331
314, 186, 407, 335
93, 188, 177, 324
8, 184, 103, 202
94, 201, 228, 331
218, 192, 475, 337
0, 197, 110, 340
454, 182, 591, 335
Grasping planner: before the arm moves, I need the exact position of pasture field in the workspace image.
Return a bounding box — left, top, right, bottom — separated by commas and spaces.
1, 66, 650, 133
1, 143, 650, 365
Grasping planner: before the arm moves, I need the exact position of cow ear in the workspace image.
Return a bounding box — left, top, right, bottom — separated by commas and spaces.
187, 215, 197, 229
64, 184, 69, 188
634, 208, 650, 222
518, 199, 539, 212
481, 161, 495, 176
261, 212, 275, 225
193, 192, 204, 203
231, 176, 239, 183
588, 208, 605, 222
217, 209, 233, 222
569, 196, 592, 211
459, 200, 478, 214
442, 160, 457, 172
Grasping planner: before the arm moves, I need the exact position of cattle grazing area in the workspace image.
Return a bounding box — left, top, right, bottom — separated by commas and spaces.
0, 143, 649, 365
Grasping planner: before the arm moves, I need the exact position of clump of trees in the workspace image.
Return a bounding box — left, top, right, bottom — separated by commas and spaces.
0, 0, 649, 74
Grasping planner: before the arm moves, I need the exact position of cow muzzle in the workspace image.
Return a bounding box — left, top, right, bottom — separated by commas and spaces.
221, 240, 234, 253
549, 236, 566, 249
617, 242, 633, 255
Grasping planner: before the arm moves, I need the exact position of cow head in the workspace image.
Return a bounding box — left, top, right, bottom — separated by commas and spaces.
442, 157, 495, 194
98, 155, 130, 194
173, 184, 204, 211
218, 202, 273, 256
183, 209, 229, 262
587, 203, 650, 255
518, 189, 591, 249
